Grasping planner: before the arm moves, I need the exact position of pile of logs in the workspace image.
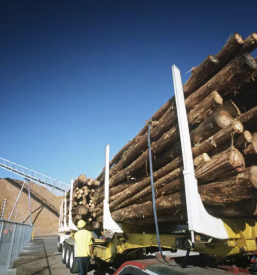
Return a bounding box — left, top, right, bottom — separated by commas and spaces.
68, 32, 257, 229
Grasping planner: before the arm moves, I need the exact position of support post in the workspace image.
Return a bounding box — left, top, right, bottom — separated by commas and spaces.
27, 181, 32, 225
171, 65, 229, 240
0, 198, 7, 244
103, 144, 123, 233
8, 180, 26, 221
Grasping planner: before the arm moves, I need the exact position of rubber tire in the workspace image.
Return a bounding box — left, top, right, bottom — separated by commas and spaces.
62, 243, 67, 264
66, 245, 71, 268
69, 247, 79, 274
57, 236, 62, 252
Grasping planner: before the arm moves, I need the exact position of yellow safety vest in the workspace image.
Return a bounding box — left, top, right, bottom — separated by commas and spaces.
74, 229, 93, 257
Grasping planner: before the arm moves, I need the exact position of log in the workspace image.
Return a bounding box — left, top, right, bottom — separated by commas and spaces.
216, 33, 244, 64
192, 121, 243, 157
78, 174, 87, 184
185, 53, 257, 110
109, 125, 181, 187
200, 166, 257, 204
235, 131, 252, 148
132, 148, 244, 206
137, 98, 175, 136
187, 91, 223, 125
183, 55, 219, 96
242, 33, 257, 53
223, 100, 241, 117
196, 147, 245, 183
76, 205, 88, 215
190, 108, 233, 144
242, 133, 257, 155
108, 106, 179, 179
239, 106, 257, 125
111, 167, 257, 223
193, 153, 211, 167
95, 156, 184, 216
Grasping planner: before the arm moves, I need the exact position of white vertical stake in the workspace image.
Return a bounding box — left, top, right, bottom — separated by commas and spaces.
103, 144, 123, 233
171, 65, 229, 240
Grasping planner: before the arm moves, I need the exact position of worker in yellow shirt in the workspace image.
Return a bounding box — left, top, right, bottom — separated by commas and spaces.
74, 220, 93, 275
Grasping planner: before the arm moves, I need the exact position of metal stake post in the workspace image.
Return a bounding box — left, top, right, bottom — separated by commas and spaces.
8, 180, 27, 221
0, 198, 7, 244
6, 210, 18, 268
27, 181, 32, 225
17, 214, 23, 254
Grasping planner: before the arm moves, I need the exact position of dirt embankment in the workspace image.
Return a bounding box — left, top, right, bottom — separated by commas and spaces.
0, 178, 62, 236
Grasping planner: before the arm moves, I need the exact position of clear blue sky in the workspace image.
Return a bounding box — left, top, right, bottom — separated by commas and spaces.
1, 0, 257, 186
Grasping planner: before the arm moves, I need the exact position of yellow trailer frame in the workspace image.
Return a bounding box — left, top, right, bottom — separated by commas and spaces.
93, 219, 257, 262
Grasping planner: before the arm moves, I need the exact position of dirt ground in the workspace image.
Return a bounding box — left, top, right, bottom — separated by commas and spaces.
0, 178, 62, 236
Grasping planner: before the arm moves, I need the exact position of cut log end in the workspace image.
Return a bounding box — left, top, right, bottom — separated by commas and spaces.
244, 131, 253, 143
213, 91, 223, 105
233, 121, 244, 133
235, 33, 244, 44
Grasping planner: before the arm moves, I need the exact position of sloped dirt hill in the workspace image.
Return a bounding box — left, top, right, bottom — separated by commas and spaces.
0, 178, 62, 236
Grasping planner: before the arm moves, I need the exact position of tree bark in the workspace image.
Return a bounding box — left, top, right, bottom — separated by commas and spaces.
216, 33, 244, 66
183, 55, 219, 96
95, 156, 183, 216
185, 53, 257, 110
108, 106, 179, 179
196, 147, 245, 183
187, 91, 223, 125
137, 98, 176, 136
239, 106, 257, 125
193, 153, 211, 167
192, 121, 243, 157
235, 131, 252, 147
111, 167, 257, 223
190, 108, 233, 144
242, 33, 257, 53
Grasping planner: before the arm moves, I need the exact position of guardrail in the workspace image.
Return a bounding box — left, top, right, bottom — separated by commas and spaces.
0, 219, 32, 273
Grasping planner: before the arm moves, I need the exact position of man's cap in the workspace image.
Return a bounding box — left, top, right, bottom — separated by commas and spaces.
77, 220, 86, 229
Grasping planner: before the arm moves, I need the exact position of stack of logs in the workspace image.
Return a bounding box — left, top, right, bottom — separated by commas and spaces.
68, 32, 257, 230
67, 175, 101, 229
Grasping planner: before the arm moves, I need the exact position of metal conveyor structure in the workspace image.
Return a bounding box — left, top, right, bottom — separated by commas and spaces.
0, 157, 69, 194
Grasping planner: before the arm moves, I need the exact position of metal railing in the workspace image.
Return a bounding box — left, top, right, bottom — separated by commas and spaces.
0, 218, 32, 274
0, 157, 69, 194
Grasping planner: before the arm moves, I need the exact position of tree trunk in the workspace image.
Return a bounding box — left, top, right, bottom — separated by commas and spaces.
235, 131, 252, 147
111, 167, 257, 223
216, 33, 244, 67
137, 98, 176, 136
95, 156, 184, 216
108, 106, 179, 179
187, 91, 223, 125
183, 55, 219, 96
190, 108, 233, 144
192, 121, 243, 157
132, 148, 245, 206
78, 174, 87, 184
242, 33, 257, 53
193, 153, 211, 167
185, 53, 257, 110
239, 106, 257, 125
196, 147, 245, 183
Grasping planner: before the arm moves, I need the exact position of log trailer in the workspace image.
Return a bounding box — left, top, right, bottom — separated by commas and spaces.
57, 65, 257, 274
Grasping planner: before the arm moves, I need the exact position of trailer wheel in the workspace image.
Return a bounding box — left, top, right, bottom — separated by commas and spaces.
69, 247, 79, 273
57, 236, 62, 252
62, 243, 67, 264
66, 245, 71, 268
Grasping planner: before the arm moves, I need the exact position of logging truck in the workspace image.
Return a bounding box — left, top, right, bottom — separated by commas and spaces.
57, 63, 257, 274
